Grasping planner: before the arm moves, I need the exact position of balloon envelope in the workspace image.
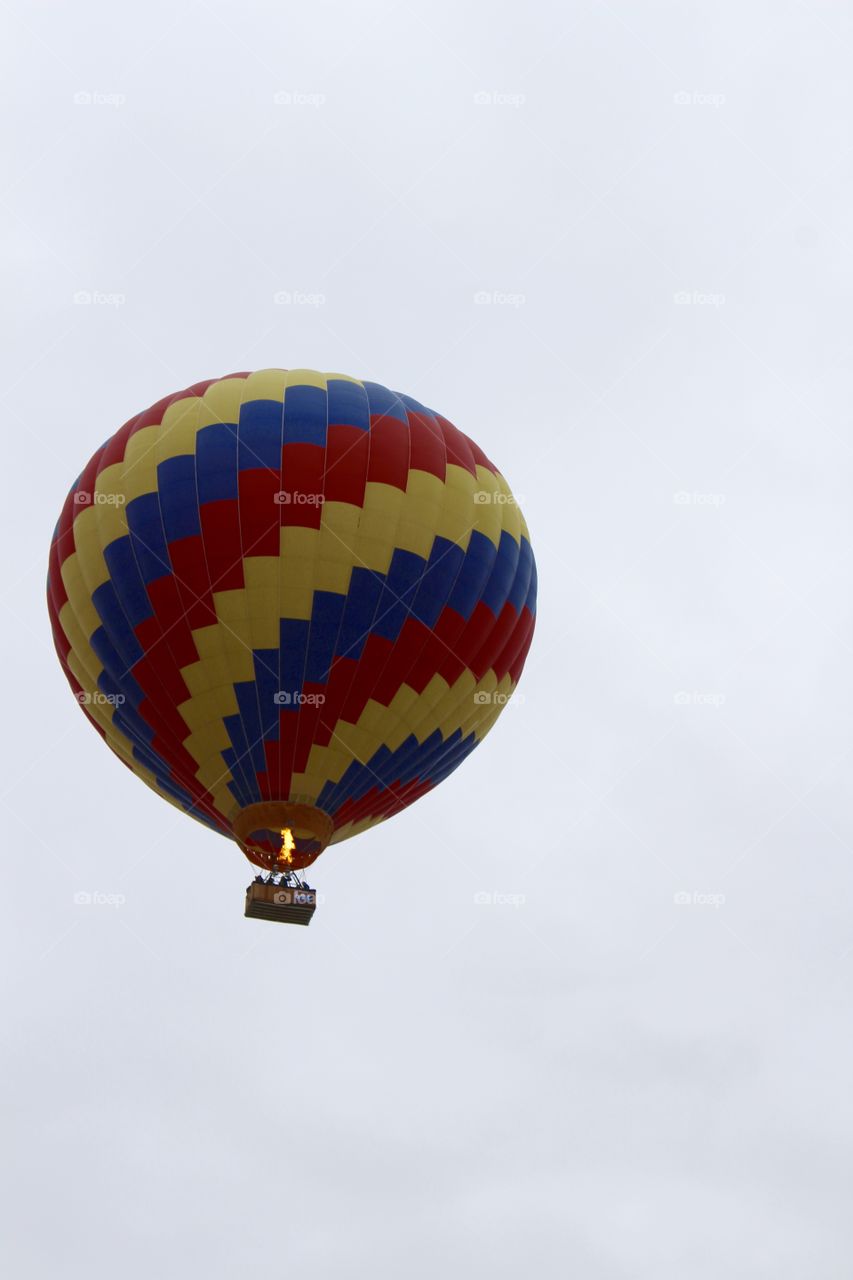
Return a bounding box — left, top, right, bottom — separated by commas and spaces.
47, 370, 537, 869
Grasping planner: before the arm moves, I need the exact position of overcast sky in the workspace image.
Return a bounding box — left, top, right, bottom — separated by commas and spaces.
3, 1, 853, 1276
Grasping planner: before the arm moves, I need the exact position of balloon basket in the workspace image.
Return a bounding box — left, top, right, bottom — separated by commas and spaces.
244, 881, 317, 926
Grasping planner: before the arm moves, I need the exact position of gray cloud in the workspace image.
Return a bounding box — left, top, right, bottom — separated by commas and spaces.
3, 0, 853, 1275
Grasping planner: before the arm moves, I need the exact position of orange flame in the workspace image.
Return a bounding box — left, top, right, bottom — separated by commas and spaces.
278, 826, 295, 864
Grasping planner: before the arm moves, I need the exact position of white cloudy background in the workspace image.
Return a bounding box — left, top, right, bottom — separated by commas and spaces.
2, 1, 853, 1275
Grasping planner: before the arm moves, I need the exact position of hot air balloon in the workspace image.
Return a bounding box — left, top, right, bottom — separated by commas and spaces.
47, 370, 537, 924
